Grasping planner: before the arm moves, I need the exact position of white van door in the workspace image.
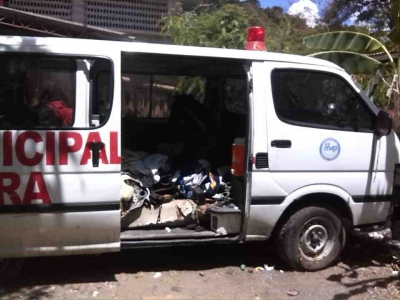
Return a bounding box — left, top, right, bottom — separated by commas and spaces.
0, 41, 121, 258
251, 62, 395, 227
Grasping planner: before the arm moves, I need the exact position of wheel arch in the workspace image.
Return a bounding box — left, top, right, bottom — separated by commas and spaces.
272, 185, 353, 238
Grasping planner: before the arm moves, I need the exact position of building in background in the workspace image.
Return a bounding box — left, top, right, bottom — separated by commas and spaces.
0, 0, 175, 42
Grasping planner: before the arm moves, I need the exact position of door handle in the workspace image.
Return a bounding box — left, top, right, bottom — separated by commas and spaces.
271, 140, 291, 148
87, 141, 105, 167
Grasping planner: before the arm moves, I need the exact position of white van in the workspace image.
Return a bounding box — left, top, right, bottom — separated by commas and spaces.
0, 31, 397, 278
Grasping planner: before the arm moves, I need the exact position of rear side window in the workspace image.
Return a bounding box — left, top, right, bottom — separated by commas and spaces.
0, 55, 113, 129
0, 56, 76, 128
224, 77, 247, 115
122, 74, 206, 118
271, 69, 375, 132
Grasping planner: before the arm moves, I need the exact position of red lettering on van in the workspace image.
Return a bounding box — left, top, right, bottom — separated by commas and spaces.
110, 131, 121, 164
15, 131, 44, 166
46, 131, 56, 166
1, 131, 121, 167
23, 172, 51, 205
59, 132, 83, 165
0, 172, 21, 205
0, 172, 52, 205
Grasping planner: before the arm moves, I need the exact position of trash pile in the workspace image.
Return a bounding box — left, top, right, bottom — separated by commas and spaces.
120, 148, 238, 231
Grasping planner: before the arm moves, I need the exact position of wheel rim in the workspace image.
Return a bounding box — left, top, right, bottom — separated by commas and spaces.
298, 216, 336, 262
0, 258, 10, 274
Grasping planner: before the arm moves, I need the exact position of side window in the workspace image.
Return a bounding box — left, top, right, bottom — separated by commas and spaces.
224, 77, 248, 115
122, 74, 206, 118
0, 55, 76, 128
271, 70, 375, 132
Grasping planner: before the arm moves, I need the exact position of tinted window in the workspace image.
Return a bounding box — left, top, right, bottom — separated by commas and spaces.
0, 56, 75, 128
0, 56, 112, 129
271, 70, 375, 132
224, 77, 247, 115
122, 74, 205, 118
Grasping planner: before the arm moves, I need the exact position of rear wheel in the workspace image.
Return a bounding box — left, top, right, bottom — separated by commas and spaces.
277, 206, 344, 271
0, 258, 24, 282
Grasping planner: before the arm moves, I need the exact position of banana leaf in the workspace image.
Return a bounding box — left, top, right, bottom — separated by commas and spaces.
309, 51, 382, 74
304, 31, 384, 54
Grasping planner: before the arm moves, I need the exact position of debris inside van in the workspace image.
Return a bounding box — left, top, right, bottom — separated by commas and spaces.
120, 173, 150, 214
121, 199, 197, 228
120, 147, 237, 232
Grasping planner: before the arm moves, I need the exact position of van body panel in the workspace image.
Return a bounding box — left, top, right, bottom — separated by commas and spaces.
0, 39, 122, 258
248, 61, 396, 239
0, 210, 120, 257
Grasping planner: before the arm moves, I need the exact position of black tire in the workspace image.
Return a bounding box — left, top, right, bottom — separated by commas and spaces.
277, 206, 344, 271
0, 258, 24, 282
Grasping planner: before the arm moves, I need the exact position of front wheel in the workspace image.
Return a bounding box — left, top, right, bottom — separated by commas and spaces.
0, 258, 24, 282
277, 206, 344, 271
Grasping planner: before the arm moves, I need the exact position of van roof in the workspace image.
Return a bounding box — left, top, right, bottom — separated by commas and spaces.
0, 36, 343, 71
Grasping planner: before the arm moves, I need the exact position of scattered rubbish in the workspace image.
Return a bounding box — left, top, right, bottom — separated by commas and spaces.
209, 204, 241, 234
199, 271, 205, 277
368, 231, 385, 240
392, 270, 399, 276
92, 291, 99, 297
120, 175, 134, 202
240, 264, 246, 271
265, 264, 274, 272
287, 290, 299, 296
171, 286, 182, 293
371, 260, 380, 266
121, 200, 197, 229
120, 139, 240, 232
216, 227, 228, 235
153, 272, 162, 279
255, 266, 264, 272
280, 270, 284, 273
392, 256, 400, 273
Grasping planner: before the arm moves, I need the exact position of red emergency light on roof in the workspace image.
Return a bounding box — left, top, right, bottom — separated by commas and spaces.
246, 26, 266, 51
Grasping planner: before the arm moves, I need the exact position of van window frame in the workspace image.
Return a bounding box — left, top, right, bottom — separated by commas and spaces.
0, 53, 114, 131
270, 68, 377, 133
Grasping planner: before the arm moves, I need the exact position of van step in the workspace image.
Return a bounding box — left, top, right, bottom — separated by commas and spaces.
120, 227, 222, 241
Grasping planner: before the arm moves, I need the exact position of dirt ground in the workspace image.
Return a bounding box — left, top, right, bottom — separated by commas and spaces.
1, 239, 399, 300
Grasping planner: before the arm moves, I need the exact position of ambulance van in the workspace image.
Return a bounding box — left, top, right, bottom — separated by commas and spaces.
0, 28, 397, 278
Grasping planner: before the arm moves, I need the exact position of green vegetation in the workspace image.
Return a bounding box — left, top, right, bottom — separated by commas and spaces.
162, 0, 400, 117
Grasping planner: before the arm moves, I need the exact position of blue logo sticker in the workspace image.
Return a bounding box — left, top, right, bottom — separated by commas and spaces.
320, 138, 340, 161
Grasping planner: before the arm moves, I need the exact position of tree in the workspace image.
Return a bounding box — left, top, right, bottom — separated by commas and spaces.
163, 4, 250, 49
322, 0, 392, 32
242, 3, 322, 54
167, 1, 322, 53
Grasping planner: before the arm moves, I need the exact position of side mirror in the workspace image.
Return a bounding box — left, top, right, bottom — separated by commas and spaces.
374, 110, 392, 137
